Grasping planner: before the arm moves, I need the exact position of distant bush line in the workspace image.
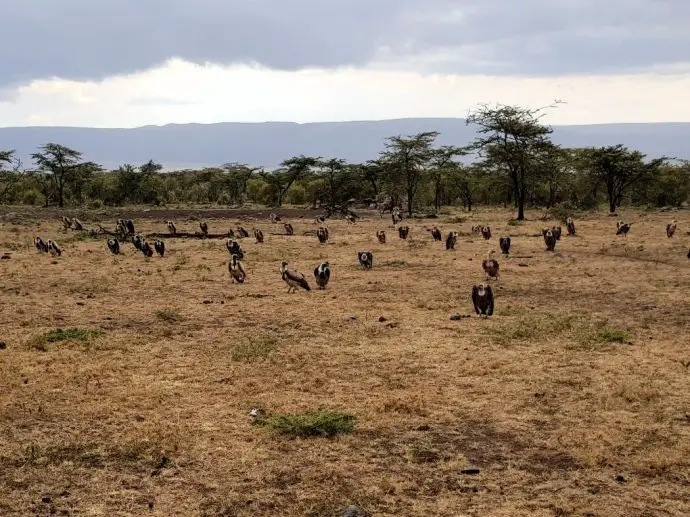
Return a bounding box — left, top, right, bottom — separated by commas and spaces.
2, 104, 688, 218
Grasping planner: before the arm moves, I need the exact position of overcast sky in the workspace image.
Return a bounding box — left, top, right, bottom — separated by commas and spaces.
1, 0, 689, 127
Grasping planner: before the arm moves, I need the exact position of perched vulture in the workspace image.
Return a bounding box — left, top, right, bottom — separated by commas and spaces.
200, 221, 209, 235
107, 238, 120, 255
61, 216, 72, 230
70, 218, 84, 231
499, 237, 511, 255
566, 217, 576, 236
666, 220, 677, 238
543, 228, 557, 251
431, 226, 442, 241
227, 228, 235, 238
34, 236, 49, 253
226, 239, 244, 259
270, 212, 282, 223
284, 223, 294, 235
47, 239, 61, 257
140, 240, 153, 257
229, 254, 246, 283
391, 207, 403, 225
346, 214, 356, 224
358, 251, 373, 269
471, 226, 481, 234
154, 239, 165, 257
254, 228, 264, 243
398, 225, 409, 239
377, 230, 386, 244
316, 227, 329, 244
237, 227, 250, 238
125, 219, 135, 235
482, 250, 500, 280
132, 235, 143, 251
616, 221, 632, 236
313, 261, 331, 289
472, 284, 494, 317
481, 226, 492, 240
280, 261, 311, 292
167, 221, 177, 235
446, 231, 458, 250
552, 226, 562, 240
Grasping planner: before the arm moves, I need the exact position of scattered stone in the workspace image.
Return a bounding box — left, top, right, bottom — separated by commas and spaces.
347, 315, 357, 321
416, 424, 430, 431
220, 300, 225, 304
518, 263, 529, 267
378, 316, 387, 322
615, 475, 627, 483
202, 299, 213, 304
1, 253, 10, 259
0, 341, 6, 350
76, 302, 85, 306
461, 468, 481, 475
450, 313, 470, 321
385, 322, 399, 328
341, 505, 368, 517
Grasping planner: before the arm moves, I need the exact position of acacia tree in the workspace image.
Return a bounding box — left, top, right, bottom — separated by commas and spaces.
379, 131, 439, 217
583, 144, 666, 214
1, 150, 21, 202
260, 155, 319, 206
31, 143, 101, 207
429, 145, 468, 212
466, 104, 555, 220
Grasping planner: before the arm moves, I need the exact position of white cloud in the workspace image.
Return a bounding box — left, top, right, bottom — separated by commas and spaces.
1, 58, 690, 128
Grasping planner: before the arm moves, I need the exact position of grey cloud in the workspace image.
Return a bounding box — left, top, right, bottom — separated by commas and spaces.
1, 0, 688, 88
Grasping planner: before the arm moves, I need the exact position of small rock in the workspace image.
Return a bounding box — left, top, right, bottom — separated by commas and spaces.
385, 322, 399, 328
202, 299, 213, 304
76, 302, 85, 306
615, 475, 626, 483
347, 315, 357, 321
341, 505, 368, 517
0, 341, 6, 350
220, 300, 225, 304
450, 314, 469, 321
378, 316, 387, 322
518, 263, 529, 267
1, 253, 10, 259
41, 496, 52, 504
461, 468, 481, 475
416, 424, 430, 431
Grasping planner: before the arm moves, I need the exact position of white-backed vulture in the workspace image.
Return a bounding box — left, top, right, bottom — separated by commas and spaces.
316, 227, 329, 243
154, 239, 165, 257
472, 284, 494, 317
34, 236, 49, 253
254, 228, 264, 243
431, 226, 442, 241
481, 226, 492, 240
229, 254, 246, 283
107, 238, 120, 255
666, 220, 677, 238
499, 237, 511, 255
446, 231, 458, 250
377, 230, 386, 244
167, 221, 177, 235
280, 261, 310, 292
482, 250, 500, 280
398, 225, 409, 239
358, 251, 373, 269
226, 239, 244, 259
543, 228, 557, 251
566, 217, 576, 236
47, 239, 61, 257
200, 221, 208, 234
313, 261, 331, 289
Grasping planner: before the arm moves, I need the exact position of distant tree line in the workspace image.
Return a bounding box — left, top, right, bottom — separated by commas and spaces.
1, 104, 688, 218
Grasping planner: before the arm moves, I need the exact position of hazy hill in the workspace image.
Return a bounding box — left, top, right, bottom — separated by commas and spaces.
1, 118, 688, 170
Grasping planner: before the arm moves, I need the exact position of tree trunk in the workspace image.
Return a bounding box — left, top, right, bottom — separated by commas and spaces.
407, 192, 413, 218
609, 199, 616, 213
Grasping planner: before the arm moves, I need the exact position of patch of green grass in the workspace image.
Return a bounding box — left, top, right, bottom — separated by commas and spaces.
447, 216, 467, 224
255, 410, 356, 437
507, 219, 524, 226
29, 327, 104, 351
381, 259, 409, 268
155, 308, 184, 322
232, 334, 280, 362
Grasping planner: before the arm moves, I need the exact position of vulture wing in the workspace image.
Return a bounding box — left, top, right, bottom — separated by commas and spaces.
472, 286, 481, 314
485, 286, 494, 316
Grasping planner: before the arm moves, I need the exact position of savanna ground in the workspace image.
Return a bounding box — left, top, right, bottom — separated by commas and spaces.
1, 205, 689, 517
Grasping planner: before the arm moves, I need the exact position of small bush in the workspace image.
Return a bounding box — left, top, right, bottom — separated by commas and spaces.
30, 328, 104, 351
155, 308, 184, 322
381, 259, 409, 268
255, 410, 356, 437
232, 335, 280, 362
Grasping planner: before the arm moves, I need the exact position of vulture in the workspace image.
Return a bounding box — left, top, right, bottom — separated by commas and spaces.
167, 221, 177, 235
481, 226, 492, 240
254, 228, 264, 243
313, 261, 331, 289
552, 226, 562, 240
61, 216, 72, 230
199, 221, 208, 235
499, 237, 511, 255
284, 223, 294, 235
270, 212, 282, 223
34, 236, 49, 253
47, 239, 61, 257
140, 240, 153, 257
543, 228, 557, 251
229, 254, 246, 283
391, 207, 403, 225
132, 235, 143, 251
237, 227, 250, 238
431, 226, 442, 241
566, 217, 576, 236
280, 261, 311, 292
346, 214, 357, 224
398, 225, 409, 239
125, 219, 135, 235
227, 228, 235, 238
616, 221, 632, 236
482, 250, 500, 280
358, 251, 373, 269
316, 227, 329, 244
70, 218, 84, 231
116, 219, 127, 237
154, 239, 165, 257
226, 239, 244, 259
471, 226, 481, 234
377, 230, 386, 244
666, 220, 677, 238
315, 215, 326, 224
107, 238, 120, 255
446, 231, 458, 250
472, 284, 494, 318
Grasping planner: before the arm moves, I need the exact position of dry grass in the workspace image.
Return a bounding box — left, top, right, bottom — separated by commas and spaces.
1, 207, 689, 516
